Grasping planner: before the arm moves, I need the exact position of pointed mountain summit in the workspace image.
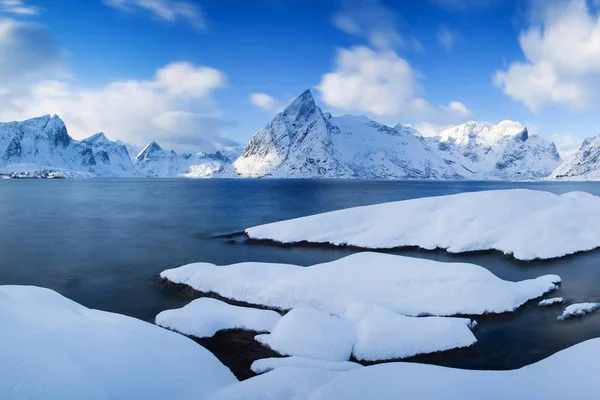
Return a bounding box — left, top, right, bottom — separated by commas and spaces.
136, 141, 165, 161
233, 89, 459, 179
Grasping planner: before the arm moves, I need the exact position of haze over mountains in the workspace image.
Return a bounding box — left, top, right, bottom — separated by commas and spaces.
0, 90, 596, 180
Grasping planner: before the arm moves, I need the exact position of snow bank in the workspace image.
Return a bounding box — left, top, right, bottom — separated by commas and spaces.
245, 189, 600, 260
251, 357, 362, 374
161, 252, 560, 317
215, 367, 343, 400
538, 297, 564, 306
155, 297, 281, 338
343, 303, 476, 361
309, 338, 600, 399
557, 303, 600, 320
255, 308, 355, 362
0, 286, 235, 400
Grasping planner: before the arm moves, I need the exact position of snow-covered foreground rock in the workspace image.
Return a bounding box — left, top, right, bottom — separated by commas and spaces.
308, 338, 600, 400
343, 303, 476, 361
218, 339, 600, 399
255, 308, 356, 362
246, 189, 600, 261
161, 252, 559, 317
538, 297, 564, 306
250, 357, 362, 374
0, 285, 235, 400
557, 303, 600, 320
161, 253, 557, 361
156, 297, 281, 338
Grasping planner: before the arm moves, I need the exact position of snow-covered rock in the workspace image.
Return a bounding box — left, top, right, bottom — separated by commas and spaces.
0, 285, 235, 400
250, 357, 362, 374
247, 189, 600, 261
161, 252, 559, 318
255, 308, 356, 362
343, 303, 476, 361
538, 297, 564, 306
557, 303, 600, 320
551, 135, 600, 180
427, 120, 560, 180
215, 366, 344, 400
233, 90, 460, 179
309, 338, 600, 399
155, 297, 281, 338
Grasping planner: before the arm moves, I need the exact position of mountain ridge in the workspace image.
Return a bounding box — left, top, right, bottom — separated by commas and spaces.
0, 90, 573, 180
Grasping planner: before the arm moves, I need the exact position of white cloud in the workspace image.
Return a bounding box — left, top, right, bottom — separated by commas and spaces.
437, 27, 460, 52
0, 18, 64, 81
332, 0, 403, 50
0, 62, 237, 152
249, 93, 278, 110
551, 133, 584, 158
155, 62, 226, 97
103, 0, 205, 29
495, 0, 600, 112
0, 0, 38, 15
317, 46, 473, 123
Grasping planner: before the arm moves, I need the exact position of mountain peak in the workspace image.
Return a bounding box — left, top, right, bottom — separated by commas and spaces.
83, 132, 109, 144
136, 141, 164, 160
280, 89, 319, 122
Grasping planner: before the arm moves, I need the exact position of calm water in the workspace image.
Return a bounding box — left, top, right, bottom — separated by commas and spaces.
2, 179, 600, 370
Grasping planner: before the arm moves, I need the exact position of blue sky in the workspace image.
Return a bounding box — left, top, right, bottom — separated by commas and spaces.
1, 0, 599, 155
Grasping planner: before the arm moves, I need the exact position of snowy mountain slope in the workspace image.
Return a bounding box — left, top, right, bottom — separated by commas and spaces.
426, 121, 561, 180
134, 141, 231, 178
550, 135, 600, 180
234, 90, 351, 178
234, 90, 460, 179
0, 115, 140, 178
0, 115, 232, 178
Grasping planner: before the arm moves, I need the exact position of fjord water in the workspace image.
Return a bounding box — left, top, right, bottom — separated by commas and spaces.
2, 179, 600, 370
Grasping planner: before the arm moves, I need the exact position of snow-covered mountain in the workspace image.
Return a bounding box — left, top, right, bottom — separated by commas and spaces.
0, 115, 231, 178
0, 95, 563, 180
233, 90, 560, 180
550, 135, 600, 180
426, 121, 561, 180
0, 115, 138, 178
234, 90, 460, 179
134, 141, 231, 178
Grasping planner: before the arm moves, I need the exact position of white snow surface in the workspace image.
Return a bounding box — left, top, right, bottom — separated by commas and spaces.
250, 357, 362, 374
255, 308, 356, 362
155, 297, 281, 338
246, 189, 600, 261
0, 285, 235, 400
216, 367, 344, 400
309, 338, 600, 399
343, 303, 476, 361
538, 297, 564, 306
161, 252, 559, 317
557, 302, 600, 320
